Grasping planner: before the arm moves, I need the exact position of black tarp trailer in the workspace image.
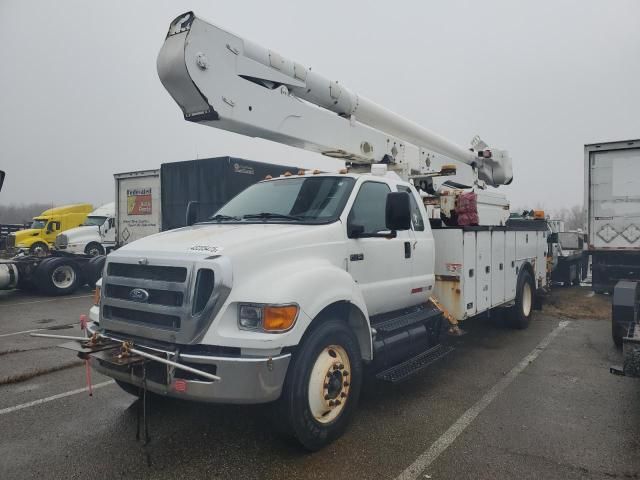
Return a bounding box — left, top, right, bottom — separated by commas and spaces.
160, 157, 298, 230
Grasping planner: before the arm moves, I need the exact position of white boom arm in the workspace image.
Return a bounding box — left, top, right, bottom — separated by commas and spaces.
157, 12, 513, 187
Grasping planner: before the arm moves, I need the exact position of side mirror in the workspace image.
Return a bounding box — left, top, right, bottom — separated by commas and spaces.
185, 201, 200, 227
0, 170, 4, 192
386, 192, 411, 231
347, 223, 365, 238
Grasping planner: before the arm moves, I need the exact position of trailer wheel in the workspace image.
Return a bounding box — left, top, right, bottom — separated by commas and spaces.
276, 319, 362, 451
84, 242, 105, 257
507, 270, 534, 329
34, 258, 80, 296
29, 242, 49, 256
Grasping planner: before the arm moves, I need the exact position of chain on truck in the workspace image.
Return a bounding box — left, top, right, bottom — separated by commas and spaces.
36, 12, 550, 450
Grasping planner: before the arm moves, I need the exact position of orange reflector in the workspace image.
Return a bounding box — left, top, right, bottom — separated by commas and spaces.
263, 305, 299, 332
265, 174, 272, 180
93, 287, 101, 306
339, 168, 348, 174
298, 169, 305, 175
533, 210, 545, 219
283, 171, 292, 177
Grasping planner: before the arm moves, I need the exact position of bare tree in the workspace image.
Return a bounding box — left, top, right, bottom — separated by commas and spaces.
0, 203, 53, 225
552, 205, 585, 231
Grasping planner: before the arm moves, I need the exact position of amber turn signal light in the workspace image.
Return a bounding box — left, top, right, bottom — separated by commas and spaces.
263, 305, 299, 332
93, 286, 101, 306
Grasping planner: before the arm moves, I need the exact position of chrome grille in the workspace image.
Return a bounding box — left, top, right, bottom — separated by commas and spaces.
55, 234, 68, 248
107, 263, 187, 282
101, 256, 232, 344
103, 305, 181, 330
105, 283, 183, 306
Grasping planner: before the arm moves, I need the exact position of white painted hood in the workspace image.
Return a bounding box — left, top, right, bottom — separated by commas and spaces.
114, 222, 340, 259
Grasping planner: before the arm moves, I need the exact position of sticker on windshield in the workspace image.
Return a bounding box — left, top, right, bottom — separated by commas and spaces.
189, 245, 223, 254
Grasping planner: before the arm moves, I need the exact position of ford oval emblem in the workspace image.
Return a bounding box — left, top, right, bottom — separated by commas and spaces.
129, 288, 149, 302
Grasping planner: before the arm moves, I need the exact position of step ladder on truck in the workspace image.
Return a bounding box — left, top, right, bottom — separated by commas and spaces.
37, 12, 549, 450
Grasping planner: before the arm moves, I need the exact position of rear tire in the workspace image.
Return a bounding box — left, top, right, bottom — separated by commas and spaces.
34, 258, 80, 296
85, 242, 105, 257
507, 270, 534, 329
275, 319, 362, 451
84, 255, 106, 289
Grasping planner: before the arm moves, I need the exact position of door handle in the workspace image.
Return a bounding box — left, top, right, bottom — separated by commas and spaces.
404, 241, 411, 259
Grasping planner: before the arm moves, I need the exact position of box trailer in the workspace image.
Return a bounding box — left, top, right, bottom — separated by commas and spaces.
114, 169, 162, 248
585, 140, 640, 293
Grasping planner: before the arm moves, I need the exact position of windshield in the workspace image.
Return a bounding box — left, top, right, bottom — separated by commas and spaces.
31, 219, 47, 229
210, 176, 355, 224
82, 216, 107, 227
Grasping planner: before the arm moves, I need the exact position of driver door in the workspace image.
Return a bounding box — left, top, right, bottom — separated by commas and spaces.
346, 181, 413, 316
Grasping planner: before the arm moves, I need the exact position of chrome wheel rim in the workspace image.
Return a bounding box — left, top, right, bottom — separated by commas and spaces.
308, 345, 351, 424
51, 265, 75, 289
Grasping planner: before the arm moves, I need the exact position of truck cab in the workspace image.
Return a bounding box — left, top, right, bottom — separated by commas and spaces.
88, 170, 440, 447
55, 202, 116, 256
10, 204, 93, 255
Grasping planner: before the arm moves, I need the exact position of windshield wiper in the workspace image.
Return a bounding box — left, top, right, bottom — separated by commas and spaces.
243, 212, 303, 221
208, 214, 241, 222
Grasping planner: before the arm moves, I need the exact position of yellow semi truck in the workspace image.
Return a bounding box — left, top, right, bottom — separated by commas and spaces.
8, 204, 93, 255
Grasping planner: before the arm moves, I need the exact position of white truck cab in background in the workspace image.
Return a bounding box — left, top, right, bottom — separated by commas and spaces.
55, 202, 115, 256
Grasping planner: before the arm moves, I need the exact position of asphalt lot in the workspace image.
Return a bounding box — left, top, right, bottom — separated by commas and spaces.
0, 286, 638, 479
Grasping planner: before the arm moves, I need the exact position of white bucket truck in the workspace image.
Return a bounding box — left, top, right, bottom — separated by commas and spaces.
79, 13, 547, 450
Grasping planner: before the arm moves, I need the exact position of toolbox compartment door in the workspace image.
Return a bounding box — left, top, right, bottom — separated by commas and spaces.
491, 231, 505, 305
476, 231, 491, 313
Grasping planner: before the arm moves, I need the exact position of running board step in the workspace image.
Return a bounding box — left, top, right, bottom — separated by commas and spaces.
375, 344, 453, 383
372, 307, 443, 335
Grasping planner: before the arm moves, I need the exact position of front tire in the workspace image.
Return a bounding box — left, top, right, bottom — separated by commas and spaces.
29, 242, 49, 256
277, 319, 362, 451
85, 242, 105, 257
507, 270, 534, 329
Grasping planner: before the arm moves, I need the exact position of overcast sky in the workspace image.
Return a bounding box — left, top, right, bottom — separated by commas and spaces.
0, 0, 638, 211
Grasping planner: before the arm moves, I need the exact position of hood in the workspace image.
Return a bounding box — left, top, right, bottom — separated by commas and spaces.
59, 225, 100, 241
14, 229, 42, 243
114, 222, 340, 259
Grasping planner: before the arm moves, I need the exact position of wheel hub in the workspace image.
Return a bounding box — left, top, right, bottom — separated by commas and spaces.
308, 345, 352, 423
51, 265, 75, 289
325, 370, 343, 400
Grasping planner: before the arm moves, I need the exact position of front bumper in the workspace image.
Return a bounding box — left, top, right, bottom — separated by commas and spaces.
86, 320, 291, 404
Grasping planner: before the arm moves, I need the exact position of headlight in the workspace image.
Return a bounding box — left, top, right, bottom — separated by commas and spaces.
238, 304, 299, 333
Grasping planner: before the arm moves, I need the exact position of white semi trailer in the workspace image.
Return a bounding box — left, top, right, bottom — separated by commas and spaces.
67, 13, 547, 450
585, 140, 640, 295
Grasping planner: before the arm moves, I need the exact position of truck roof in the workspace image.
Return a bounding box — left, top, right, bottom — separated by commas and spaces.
584, 139, 640, 148
263, 170, 410, 186
89, 202, 115, 217
39, 203, 93, 217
